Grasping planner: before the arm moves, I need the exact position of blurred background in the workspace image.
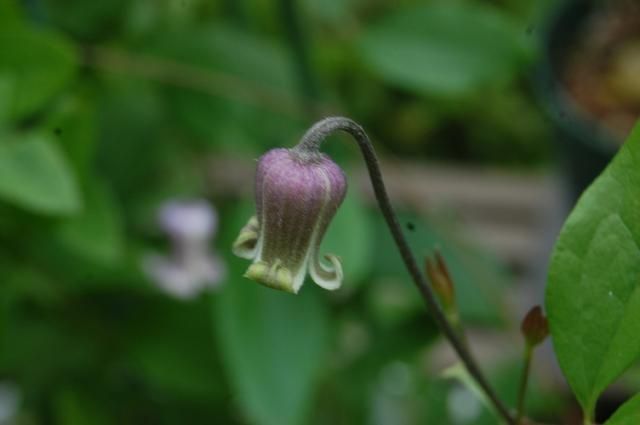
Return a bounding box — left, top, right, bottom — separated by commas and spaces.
1, 0, 639, 423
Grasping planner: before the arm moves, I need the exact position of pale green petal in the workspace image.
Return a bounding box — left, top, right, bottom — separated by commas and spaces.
309, 251, 343, 291
244, 259, 308, 294
232, 216, 260, 260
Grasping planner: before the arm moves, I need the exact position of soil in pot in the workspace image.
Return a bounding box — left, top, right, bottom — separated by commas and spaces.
562, 0, 640, 143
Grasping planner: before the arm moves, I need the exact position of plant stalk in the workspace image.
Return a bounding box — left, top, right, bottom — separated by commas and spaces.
295, 116, 516, 425
517, 345, 533, 424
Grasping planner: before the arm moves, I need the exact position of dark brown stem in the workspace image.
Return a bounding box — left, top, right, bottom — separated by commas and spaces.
295, 116, 515, 425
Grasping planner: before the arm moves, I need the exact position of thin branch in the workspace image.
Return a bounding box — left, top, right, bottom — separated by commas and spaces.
516, 345, 533, 424
294, 116, 516, 425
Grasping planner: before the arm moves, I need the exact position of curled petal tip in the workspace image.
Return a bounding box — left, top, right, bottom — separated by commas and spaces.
232, 216, 260, 259
310, 253, 343, 291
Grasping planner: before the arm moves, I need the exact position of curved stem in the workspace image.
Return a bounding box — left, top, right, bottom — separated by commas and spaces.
295, 116, 515, 425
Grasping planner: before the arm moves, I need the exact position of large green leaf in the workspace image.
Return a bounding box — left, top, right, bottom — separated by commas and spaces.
214, 204, 330, 425
0, 27, 76, 120
546, 124, 640, 416
215, 281, 330, 425
358, 2, 531, 97
605, 394, 640, 425
0, 134, 81, 215
126, 297, 226, 403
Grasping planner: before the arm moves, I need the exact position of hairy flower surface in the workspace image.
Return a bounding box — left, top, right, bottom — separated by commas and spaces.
233, 148, 347, 293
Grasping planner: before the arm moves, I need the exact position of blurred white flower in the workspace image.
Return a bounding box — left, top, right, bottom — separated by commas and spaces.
143, 199, 226, 299
159, 199, 217, 243
0, 382, 19, 425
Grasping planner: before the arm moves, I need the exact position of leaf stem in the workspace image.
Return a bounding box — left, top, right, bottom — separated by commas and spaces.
582, 398, 597, 425
516, 345, 533, 424
295, 116, 516, 425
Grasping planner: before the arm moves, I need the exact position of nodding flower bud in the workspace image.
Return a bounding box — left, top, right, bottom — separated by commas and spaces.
521, 305, 549, 348
233, 147, 347, 293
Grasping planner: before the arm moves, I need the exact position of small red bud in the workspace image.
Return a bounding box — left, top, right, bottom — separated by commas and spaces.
521, 306, 549, 347
426, 251, 455, 311
435, 251, 452, 284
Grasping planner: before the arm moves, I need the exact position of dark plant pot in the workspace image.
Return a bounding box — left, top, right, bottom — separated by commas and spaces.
536, 0, 620, 201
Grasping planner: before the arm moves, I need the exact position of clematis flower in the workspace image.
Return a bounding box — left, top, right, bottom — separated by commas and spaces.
143, 199, 226, 299
233, 147, 347, 293
158, 199, 217, 244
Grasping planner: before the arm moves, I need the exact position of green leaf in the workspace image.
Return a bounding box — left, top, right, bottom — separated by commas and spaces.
546, 123, 640, 416
358, 2, 531, 97
605, 394, 640, 425
145, 26, 303, 151
215, 202, 330, 425
0, 75, 14, 129
0, 134, 81, 215
0, 26, 76, 120
0, 0, 22, 27
56, 180, 123, 266
55, 390, 112, 425
41, 0, 128, 41
95, 80, 167, 202
45, 92, 96, 179
126, 298, 225, 402
215, 281, 330, 425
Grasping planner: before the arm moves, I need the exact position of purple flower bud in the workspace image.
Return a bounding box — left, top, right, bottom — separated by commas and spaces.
233, 148, 347, 293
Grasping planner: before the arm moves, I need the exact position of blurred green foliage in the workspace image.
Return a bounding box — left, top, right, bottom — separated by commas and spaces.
0, 0, 561, 424
359, 2, 533, 97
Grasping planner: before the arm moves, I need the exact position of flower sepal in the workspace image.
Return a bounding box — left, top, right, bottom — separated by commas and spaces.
232, 147, 347, 294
